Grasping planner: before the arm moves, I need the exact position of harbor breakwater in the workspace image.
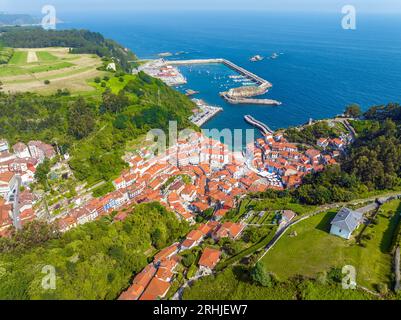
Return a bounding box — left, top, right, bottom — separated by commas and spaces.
166, 59, 281, 106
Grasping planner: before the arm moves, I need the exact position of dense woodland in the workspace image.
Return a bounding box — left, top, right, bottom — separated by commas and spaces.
0, 27, 137, 71
0, 72, 195, 185
0, 202, 189, 300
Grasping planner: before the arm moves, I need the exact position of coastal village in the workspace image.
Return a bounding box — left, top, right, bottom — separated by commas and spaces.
0, 122, 351, 299
0, 54, 354, 300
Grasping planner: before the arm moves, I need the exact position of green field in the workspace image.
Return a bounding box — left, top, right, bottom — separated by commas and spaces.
25, 62, 74, 74
0, 48, 105, 93
182, 266, 375, 300
36, 51, 58, 62
262, 200, 401, 291
8, 51, 28, 64
0, 47, 14, 64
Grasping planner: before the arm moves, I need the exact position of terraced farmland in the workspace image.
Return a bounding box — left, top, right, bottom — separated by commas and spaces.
0, 47, 106, 93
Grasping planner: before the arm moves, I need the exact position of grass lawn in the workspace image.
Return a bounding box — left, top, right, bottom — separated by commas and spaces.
0, 65, 27, 76
246, 197, 316, 216
36, 51, 58, 62
262, 200, 401, 291
25, 62, 74, 73
182, 266, 374, 300
8, 51, 28, 64
90, 74, 136, 94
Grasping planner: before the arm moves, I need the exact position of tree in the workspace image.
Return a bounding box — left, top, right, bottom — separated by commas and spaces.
151, 228, 166, 249
250, 262, 274, 287
34, 159, 51, 189
102, 89, 130, 114
181, 252, 196, 268
68, 98, 96, 139
345, 104, 362, 118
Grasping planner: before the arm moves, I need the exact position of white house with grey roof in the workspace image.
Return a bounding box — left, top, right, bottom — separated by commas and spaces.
330, 207, 363, 240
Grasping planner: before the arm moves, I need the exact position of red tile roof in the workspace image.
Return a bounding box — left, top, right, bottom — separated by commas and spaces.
154, 243, 179, 263
139, 277, 171, 300
198, 247, 221, 270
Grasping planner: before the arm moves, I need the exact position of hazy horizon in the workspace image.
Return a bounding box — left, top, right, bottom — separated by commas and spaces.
2, 0, 401, 15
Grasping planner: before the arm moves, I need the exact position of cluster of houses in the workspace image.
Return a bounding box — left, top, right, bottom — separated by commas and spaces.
56, 132, 259, 230
119, 219, 245, 300
56, 131, 348, 233
0, 139, 56, 236
246, 133, 346, 189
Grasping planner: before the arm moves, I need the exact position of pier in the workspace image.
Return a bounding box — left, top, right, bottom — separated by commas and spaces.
221, 94, 282, 106
244, 115, 274, 135
166, 58, 280, 106
189, 99, 223, 127
167, 58, 271, 87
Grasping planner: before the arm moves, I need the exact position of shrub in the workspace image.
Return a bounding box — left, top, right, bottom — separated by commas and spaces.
377, 283, 388, 295
250, 262, 274, 287
186, 265, 197, 280
44, 80, 50, 85
181, 253, 196, 268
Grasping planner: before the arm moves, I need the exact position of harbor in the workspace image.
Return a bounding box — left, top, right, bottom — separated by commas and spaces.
138, 58, 282, 129
167, 58, 280, 105
136, 59, 187, 86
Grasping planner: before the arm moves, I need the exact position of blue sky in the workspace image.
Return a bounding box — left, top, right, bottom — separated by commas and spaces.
2, 0, 401, 14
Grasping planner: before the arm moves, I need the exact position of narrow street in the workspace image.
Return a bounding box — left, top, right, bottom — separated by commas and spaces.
12, 176, 22, 230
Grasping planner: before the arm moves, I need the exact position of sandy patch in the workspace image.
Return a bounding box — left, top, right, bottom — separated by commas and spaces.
27, 51, 38, 63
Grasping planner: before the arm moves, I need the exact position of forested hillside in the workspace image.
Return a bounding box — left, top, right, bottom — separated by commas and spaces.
0, 72, 195, 185
0, 202, 189, 300
0, 27, 137, 72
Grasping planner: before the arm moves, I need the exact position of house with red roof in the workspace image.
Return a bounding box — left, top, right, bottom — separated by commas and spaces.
213, 222, 245, 241
0, 199, 12, 232
118, 264, 157, 300
181, 229, 204, 250
154, 243, 180, 264
0, 171, 17, 200
198, 247, 221, 273
139, 277, 171, 300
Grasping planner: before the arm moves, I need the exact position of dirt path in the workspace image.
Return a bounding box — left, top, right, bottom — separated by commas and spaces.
27, 51, 38, 63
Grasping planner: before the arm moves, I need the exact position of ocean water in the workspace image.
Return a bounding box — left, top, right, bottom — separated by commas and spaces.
61, 11, 401, 132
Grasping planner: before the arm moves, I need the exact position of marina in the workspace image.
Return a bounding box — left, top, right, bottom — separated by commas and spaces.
166, 58, 280, 105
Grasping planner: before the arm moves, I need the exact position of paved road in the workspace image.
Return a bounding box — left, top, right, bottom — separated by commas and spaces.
12, 176, 22, 230
171, 272, 208, 301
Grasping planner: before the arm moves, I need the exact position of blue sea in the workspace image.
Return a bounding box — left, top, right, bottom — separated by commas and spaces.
61, 11, 401, 132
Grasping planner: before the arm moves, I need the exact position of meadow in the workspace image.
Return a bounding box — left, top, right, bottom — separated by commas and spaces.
261, 200, 401, 291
